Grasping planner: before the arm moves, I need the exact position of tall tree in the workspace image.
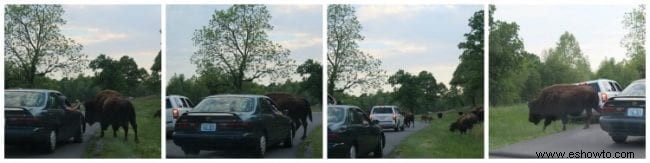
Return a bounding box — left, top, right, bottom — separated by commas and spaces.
621, 4, 645, 78
451, 6, 486, 107
4, 5, 87, 87
540, 32, 591, 86
191, 5, 295, 93
297, 59, 323, 104
89, 54, 147, 96
327, 4, 385, 94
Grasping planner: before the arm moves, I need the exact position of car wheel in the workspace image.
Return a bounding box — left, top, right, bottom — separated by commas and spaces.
43, 130, 57, 153
611, 135, 627, 143
252, 135, 267, 158
181, 147, 200, 156
373, 137, 383, 158
282, 128, 293, 148
347, 144, 358, 158
394, 126, 399, 132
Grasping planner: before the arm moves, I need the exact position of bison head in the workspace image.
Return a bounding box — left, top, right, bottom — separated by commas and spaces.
528, 100, 542, 125
83, 101, 98, 125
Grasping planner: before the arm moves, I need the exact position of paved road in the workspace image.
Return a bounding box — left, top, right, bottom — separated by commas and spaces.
166, 112, 323, 158
5, 123, 100, 158
382, 121, 428, 157
490, 124, 645, 158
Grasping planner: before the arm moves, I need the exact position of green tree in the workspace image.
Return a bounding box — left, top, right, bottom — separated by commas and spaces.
451, 6, 486, 107
327, 4, 385, 94
191, 5, 295, 93
621, 4, 645, 78
388, 70, 441, 113
488, 5, 526, 106
539, 32, 591, 86
89, 54, 147, 96
4, 5, 87, 87
297, 59, 323, 104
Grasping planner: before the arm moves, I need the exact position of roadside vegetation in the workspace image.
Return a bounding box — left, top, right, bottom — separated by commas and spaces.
296, 125, 323, 158
489, 104, 579, 149
391, 114, 483, 158
83, 96, 161, 158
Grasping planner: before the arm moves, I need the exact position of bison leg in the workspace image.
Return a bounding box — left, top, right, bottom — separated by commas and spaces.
542, 118, 552, 131
300, 117, 308, 140
584, 108, 592, 129
112, 125, 119, 138
561, 116, 569, 131
123, 123, 129, 141
101, 123, 109, 138
130, 117, 139, 143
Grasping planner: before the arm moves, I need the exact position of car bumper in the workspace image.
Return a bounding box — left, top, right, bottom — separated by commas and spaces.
172, 132, 260, 150
600, 116, 645, 136
377, 121, 396, 129
166, 120, 174, 133
5, 127, 48, 145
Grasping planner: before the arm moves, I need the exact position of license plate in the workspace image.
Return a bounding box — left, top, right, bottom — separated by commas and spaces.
626, 108, 644, 117
200, 123, 217, 132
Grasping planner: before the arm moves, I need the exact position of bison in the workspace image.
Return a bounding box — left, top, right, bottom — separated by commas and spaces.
403, 111, 415, 128
471, 106, 484, 122
84, 90, 139, 142
528, 84, 599, 131
265, 92, 312, 140
437, 112, 443, 119
449, 113, 479, 134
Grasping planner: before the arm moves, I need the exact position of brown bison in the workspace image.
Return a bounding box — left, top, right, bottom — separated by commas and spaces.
403, 111, 415, 128
84, 90, 139, 142
471, 106, 484, 122
437, 112, 443, 119
528, 84, 599, 131
449, 113, 479, 134
265, 92, 312, 140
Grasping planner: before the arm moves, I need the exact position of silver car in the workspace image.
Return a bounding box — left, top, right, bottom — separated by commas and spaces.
166, 95, 194, 136
369, 105, 405, 131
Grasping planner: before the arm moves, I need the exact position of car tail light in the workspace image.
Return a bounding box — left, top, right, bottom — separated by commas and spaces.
8, 117, 40, 125
328, 132, 340, 140
602, 106, 624, 113
172, 108, 180, 119
601, 93, 608, 103
175, 118, 196, 129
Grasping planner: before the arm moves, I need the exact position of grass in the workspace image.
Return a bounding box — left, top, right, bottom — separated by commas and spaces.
83, 95, 161, 158
390, 114, 483, 158
296, 125, 323, 158
489, 103, 579, 150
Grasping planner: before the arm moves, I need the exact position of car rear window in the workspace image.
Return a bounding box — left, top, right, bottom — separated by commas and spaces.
5, 91, 46, 108
192, 97, 255, 113
328, 107, 345, 123
372, 107, 393, 114
588, 83, 601, 92
166, 99, 172, 109
621, 82, 645, 96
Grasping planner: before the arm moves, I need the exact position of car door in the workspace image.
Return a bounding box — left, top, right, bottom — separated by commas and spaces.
351, 108, 374, 154
258, 98, 281, 142
58, 94, 77, 138
44, 92, 66, 140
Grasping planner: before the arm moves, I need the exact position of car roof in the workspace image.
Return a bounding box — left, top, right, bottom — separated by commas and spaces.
630, 79, 645, 84
328, 105, 360, 109
582, 79, 619, 84
5, 89, 61, 94
205, 94, 267, 99
371, 105, 397, 108
167, 95, 189, 99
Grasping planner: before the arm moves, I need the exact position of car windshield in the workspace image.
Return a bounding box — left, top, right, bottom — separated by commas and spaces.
192, 97, 255, 113
328, 107, 345, 123
621, 82, 645, 96
4, 91, 46, 108
372, 107, 393, 114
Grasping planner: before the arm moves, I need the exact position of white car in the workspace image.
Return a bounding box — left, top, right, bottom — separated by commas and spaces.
577, 79, 624, 108
369, 105, 405, 131
166, 95, 194, 136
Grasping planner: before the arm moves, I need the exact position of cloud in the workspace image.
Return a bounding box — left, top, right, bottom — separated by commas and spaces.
272, 5, 321, 15
362, 38, 432, 59
274, 32, 322, 50
63, 25, 129, 45
356, 5, 438, 22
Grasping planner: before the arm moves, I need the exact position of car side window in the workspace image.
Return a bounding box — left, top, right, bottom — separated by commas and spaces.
355, 109, 370, 125
350, 109, 363, 125
184, 98, 195, 108
258, 98, 274, 114
47, 93, 62, 110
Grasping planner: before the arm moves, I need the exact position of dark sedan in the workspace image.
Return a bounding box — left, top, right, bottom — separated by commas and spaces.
328, 105, 385, 158
5, 89, 85, 153
600, 79, 645, 143
172, 95, 293, 157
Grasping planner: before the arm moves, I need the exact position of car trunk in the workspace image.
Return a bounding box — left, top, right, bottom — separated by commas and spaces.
5, 107, 41, 127
602, 97, 645, 118
174, 112, 252, 133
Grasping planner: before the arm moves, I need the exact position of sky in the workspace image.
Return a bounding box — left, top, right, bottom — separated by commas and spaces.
493, 4, 639, 72
350, 5, 482, 95
166, 5, 323, 83
60, 5, 161, 78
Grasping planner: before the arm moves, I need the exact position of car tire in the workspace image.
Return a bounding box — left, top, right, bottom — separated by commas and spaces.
43, 130, 57, 153
72, 123, 83, 143
282, 128, 293, 148
373, 137, 383, 158
611, 134, 627, 143
347, 144, 358, 158
252, 135, 267, 158
181, 147, 200, 156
